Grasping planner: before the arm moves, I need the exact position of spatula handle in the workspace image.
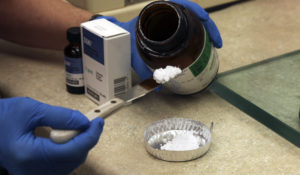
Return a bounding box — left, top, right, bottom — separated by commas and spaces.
50, 98, 125, 144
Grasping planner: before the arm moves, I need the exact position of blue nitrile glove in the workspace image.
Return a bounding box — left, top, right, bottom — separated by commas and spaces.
96, 1, 222, 74
169, 0, 223, 48
96, 0, 222, 90
95, 16, 153, 81
95, 16, 163, 91
0, 97, 104, 175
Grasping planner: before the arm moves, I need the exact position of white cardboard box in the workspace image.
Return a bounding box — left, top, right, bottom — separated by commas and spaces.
81, 19, 131, 104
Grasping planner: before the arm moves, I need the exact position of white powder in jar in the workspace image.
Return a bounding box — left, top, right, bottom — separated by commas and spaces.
153, 66, 182, 84
160, 131, 202, 151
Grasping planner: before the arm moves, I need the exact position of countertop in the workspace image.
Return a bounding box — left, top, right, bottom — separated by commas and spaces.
0, 0, 299, 174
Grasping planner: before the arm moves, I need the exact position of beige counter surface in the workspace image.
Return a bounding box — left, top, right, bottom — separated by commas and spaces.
0, 0, 300, 174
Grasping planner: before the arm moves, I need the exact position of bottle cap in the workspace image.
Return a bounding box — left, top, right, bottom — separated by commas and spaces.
66, 27, 81, 43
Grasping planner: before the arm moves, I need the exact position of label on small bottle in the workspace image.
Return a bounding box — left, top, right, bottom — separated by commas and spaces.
64, 56, 84, 87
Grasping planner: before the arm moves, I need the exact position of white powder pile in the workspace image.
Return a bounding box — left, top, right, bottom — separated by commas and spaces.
160, 131, 201, 151
153, 66, 182, 84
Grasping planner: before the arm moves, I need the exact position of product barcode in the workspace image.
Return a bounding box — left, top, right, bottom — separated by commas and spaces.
87, 87, 100, 101
114, 77, 128, 96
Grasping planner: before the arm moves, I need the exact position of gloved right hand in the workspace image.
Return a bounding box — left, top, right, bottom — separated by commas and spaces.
0, 97, 104, 175
169, 0, 223, 48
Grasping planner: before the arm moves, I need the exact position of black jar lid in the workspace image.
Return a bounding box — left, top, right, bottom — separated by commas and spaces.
66, 27, 81, 43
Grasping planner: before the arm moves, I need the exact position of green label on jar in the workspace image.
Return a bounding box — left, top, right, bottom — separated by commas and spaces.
189, 30, 212, 77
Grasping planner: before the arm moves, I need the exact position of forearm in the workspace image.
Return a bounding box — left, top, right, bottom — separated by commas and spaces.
0, 0, 93, 50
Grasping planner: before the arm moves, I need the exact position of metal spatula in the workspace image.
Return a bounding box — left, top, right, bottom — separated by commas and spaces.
50, 78, 160, 143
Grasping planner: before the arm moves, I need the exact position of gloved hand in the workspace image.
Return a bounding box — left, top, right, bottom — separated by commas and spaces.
96, 16, 152, 81
0, 97, 104, 175
169, 0, 223, 48
96, 0, 222, 81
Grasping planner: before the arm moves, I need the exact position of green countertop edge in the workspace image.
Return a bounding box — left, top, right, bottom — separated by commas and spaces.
218, 49, 300, 77
209, 50, 300, 148
210, 81, 300, 147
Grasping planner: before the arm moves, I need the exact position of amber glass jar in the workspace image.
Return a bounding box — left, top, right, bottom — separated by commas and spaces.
136, 1, 219, 94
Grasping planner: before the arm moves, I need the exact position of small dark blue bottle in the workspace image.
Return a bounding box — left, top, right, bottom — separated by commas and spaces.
64, 27, 85, 94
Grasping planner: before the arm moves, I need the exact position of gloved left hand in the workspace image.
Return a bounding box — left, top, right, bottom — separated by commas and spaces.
0, 97, 104, 175
96, 0, 222, 82
96, 16, 153, 81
